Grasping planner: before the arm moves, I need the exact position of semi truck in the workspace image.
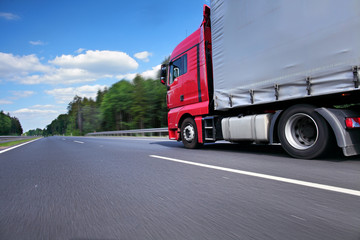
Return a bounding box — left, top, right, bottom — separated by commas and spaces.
160, 0, 360, 159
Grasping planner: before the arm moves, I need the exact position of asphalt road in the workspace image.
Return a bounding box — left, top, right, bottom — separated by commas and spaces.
0, 136, 359, 240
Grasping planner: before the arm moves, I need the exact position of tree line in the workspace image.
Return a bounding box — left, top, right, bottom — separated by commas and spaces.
26, 75, 168, 136
0, 111, 23, 135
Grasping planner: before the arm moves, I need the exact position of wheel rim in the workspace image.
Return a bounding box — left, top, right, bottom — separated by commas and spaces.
284, 113, 319, 150
183, 124, 195, 142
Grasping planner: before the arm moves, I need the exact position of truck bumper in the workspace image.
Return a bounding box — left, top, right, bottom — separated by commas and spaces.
168, 128, 179, 141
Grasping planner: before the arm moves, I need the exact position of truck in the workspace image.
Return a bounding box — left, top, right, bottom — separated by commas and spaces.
160, 0, 360, 159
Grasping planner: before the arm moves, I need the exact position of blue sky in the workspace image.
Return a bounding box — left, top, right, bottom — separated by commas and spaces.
0, 0, 209, 132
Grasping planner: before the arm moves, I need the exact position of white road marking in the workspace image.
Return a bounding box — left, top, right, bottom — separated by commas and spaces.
149, 155, 360, 197
291, 215, 306, 221
0, 138, 41, 154
74, 141, 84, 144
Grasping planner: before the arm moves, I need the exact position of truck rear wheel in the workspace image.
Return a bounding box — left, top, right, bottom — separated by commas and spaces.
181, 118, 202, 149
278, 105, 333, 159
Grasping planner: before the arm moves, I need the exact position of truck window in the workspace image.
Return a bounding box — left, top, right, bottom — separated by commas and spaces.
169, 54, 187, 85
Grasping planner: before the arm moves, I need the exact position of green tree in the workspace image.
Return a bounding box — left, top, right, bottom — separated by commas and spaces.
0, 111, 23, 135
0, 111, 12, 135
67, 95, 83, 135
82, 99, 101, 134
101, 80, 134, 130
26, 128, 43, 136
10, 116, 23, 135
131, 75, 147, 129
96, 88, 108, 107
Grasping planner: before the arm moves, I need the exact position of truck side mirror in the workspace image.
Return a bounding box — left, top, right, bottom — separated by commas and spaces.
160, 64, 167, 85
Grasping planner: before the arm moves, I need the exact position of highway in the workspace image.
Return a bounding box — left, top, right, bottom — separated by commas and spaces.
0, 136, 359, 240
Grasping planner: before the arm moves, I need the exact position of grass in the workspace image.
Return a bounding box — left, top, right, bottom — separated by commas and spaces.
0, 137, 40, 148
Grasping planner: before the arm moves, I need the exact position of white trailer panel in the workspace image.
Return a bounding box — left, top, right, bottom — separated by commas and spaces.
211, 0, 360, 110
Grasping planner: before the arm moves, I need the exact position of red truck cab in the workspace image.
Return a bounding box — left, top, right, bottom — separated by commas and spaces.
161, 5, 212, 145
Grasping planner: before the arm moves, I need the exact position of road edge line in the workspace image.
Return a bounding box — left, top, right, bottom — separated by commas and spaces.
0, 138, 42, 154
149, 155, 360, 197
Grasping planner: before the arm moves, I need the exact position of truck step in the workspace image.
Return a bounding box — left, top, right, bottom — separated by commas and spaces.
203, 117, 216, 142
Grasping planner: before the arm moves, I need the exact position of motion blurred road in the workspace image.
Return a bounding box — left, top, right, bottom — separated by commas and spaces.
1, 136, 359, 240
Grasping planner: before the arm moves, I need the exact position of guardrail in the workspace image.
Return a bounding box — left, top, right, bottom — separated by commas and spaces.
85, 128, 169, 137
0, 136, 24, 138
0, 136, 35, 143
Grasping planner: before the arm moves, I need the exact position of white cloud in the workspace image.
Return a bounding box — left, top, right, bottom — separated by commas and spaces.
116, 73, 137, 81
9, 105, 64, 132
116, 64, 160, 80
21, 68, 99, 84
51, 50, 138, 74
0, 50, 161, 85
0, 90, 33, 105
0, 12, 20, 21
10, 90, 35, 98
0, 50, 140, 85
141, 64, 161, 79
31, 104, 57, 109
0, 99, 13, 105
14, 108, 58, 114
75, 48, 86, 54
29, 40, 45, 46
0, 52, 52, 80
45, 84, 107, 103
134, 51, 152, 62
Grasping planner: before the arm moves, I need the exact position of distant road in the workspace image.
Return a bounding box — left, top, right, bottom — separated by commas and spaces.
1, 136, 359, 240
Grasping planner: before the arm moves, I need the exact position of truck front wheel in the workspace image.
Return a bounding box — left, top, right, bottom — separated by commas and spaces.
278, 105, 333, 159
181, 118, 202, 149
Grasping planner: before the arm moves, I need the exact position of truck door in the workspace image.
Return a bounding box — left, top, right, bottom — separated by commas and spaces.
167, 54, 187, 109
181, 48, 200, 105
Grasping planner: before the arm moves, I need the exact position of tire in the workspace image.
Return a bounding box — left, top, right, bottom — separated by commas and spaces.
181, 117, 202, 149
278, 104, 333, 159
